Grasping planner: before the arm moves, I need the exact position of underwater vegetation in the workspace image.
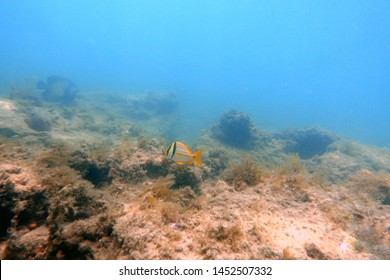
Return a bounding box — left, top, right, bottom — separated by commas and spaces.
206, 224, 243, 248
223, 155, 263, 190
348, 170, 390, 206
139, 175, 203, 223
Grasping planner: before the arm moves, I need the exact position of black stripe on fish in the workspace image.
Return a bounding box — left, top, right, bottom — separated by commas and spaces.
171, 142, 177, 159
166, 143, 172, 156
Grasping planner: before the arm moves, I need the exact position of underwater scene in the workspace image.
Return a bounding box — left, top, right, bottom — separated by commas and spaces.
0, 1, 389, 260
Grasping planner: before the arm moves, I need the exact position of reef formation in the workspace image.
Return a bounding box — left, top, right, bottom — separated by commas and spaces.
0, 85, 389, 260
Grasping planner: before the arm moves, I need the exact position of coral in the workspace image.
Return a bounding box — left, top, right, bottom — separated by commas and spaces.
275, 127, 337, 159
24, 112, 52, 132
223, 155, 263, 190
211, 109, 258, 149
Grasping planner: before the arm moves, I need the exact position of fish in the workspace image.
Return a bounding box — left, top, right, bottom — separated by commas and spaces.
37, 75, 78, 104
166, 141, 202, 167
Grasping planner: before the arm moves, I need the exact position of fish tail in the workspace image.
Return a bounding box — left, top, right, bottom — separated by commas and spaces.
193, 149, 203, 167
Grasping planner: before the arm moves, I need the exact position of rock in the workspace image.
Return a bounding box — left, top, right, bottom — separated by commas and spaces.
377, 185, 390, 205
4, 227, 49, 259
211, 109, 258, 149
305, 243, 328, 260
275, 127, 337, 159
0, 127, 18, 138
24, 112, 52, 132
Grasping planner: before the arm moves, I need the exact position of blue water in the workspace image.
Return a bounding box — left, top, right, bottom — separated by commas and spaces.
1, 1, 390, 147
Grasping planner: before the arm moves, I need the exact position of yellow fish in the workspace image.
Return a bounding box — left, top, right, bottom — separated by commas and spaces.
166, 141, 202, 167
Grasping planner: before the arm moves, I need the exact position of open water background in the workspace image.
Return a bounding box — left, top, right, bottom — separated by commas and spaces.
1, 0, 389, 147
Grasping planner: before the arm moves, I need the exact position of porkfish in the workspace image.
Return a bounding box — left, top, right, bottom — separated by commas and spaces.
166, 141, 202, 167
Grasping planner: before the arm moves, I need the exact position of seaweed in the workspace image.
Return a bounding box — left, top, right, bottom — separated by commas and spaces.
207, 224, 243, 245
277, 154, 305, 175
223, 155, 263, 190
274, 153, 308, 190
348, 171, 390, 205
37, 144, 72, 168
139, 176, 203, 224
354, 223, 390, 259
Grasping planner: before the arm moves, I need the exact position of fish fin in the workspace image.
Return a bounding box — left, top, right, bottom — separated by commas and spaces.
193, 149, 203, 167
